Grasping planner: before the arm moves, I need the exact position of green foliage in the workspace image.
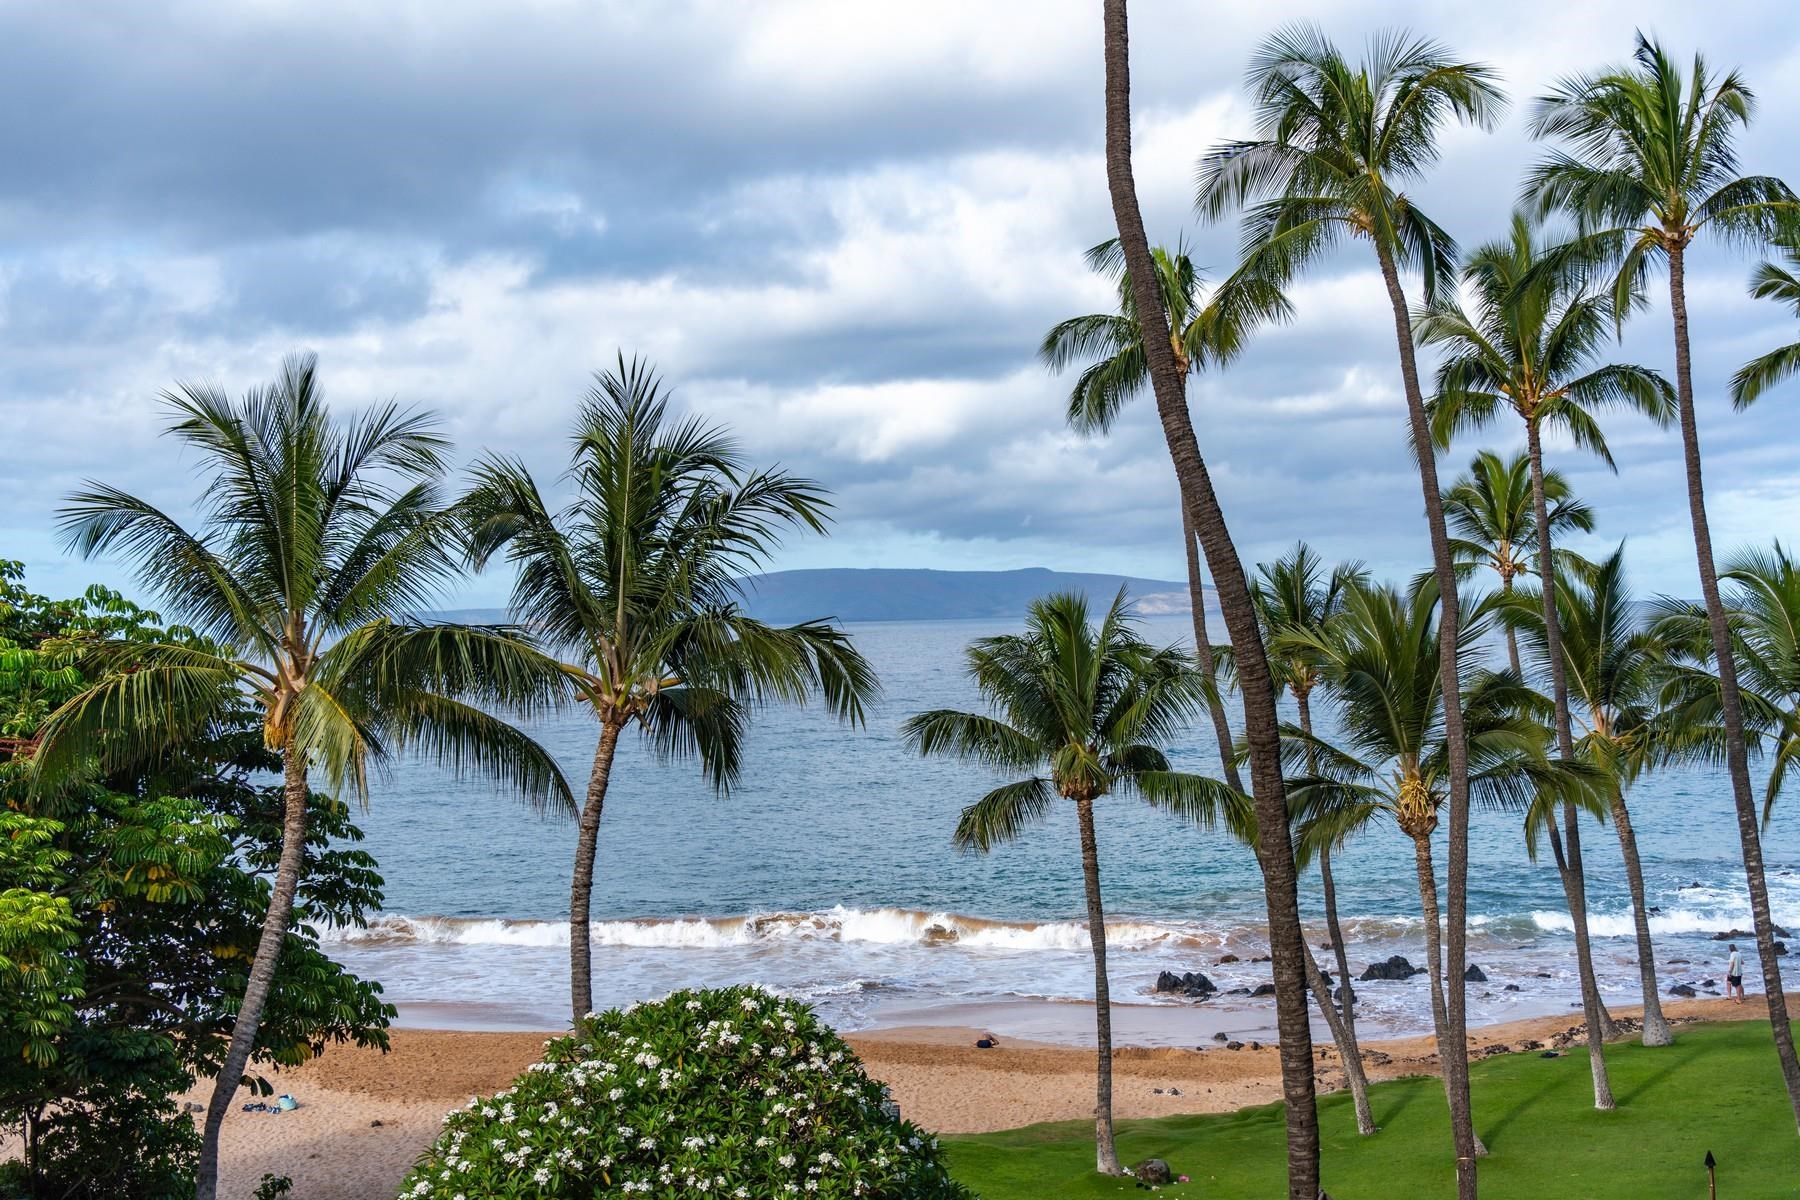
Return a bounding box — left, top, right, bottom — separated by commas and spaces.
400, 985, 969, 1200
0, 560, 394, 1191
903, 590, 1238, 844
253, 1174, 295, 1200
460, 355, 878, 781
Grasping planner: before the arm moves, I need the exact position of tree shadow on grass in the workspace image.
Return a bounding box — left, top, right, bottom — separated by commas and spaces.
1615, 1041, 1703, 1108
1370, 1077, 1428, 1129
1475, 1068, 1565, 1147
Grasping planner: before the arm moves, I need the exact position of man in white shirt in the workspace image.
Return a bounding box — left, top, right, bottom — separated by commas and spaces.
1726, 944, 1745, 1004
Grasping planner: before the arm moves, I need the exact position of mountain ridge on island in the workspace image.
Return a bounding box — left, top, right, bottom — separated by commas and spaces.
428, 566, 1212, 625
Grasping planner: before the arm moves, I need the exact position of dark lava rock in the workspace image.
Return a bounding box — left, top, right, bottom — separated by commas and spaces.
1131, 1158, 1174, 1186
1668, 983, 1698, 998
1252, 955, 1272, 963
1776, 942, 1790, 956
1520, 1040, 1543, 1051
1212, 1032, 1229, 1043
1334, 984, 1356, 1004
1647, 906, 1662, 915
1226, 1040, 1245, 1051
1167, 1087, 1181, 1096
1251, 983, 1277, 997
1503, 984, 1522, 992
1228, 987, 1253, 996
1535, 972, 1553, 979
1464, 963, 1487, 983
1153, 970, 1218, 998
1712, 929, 1754, 941
1217, 953, 1240, 964
1250, 1041, 1264, 1051
1360, 955, 1425, 982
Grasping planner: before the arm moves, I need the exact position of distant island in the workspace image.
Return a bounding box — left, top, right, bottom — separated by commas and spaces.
430, 567, 1210, 625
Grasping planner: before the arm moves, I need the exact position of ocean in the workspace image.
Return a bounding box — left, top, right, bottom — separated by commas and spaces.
324, 616, 1800, 1044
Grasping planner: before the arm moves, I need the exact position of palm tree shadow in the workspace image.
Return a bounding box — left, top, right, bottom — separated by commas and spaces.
1478, 1070, 1564, 1146
1616, 1042, 1703, 1107
1372, 1078, 1427, 1128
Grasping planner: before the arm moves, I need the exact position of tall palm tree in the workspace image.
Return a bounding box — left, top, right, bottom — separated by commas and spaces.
1441, 450, 1595, 676
1421, 214, 1677, 1083
1251, 544, 1378, 1133
460, 357, 878, 1023
1654, 544, 1800, 826
1286, 578, 1581, 1159
1197, 28, 1505, 1190
38, 354, 575, 1200
1041, 238, 1283, 795
904, 590, 1222, 1176
1732, 236, 1800, 406
1101, 7, 1322, 1192
1528, 33, 1800, 1123
1508, 547, 1674, 1047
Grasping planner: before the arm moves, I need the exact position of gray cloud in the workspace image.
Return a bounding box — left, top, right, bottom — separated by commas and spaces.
3, 0, 1798, 606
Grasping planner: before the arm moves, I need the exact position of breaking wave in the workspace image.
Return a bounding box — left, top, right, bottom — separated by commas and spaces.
330, 906, 1222, 952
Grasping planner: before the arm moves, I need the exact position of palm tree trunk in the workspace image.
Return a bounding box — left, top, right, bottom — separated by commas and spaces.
1525, 421, 1615, 1109
1101, 8, 1320, 1194
1667, 243, 1800, 1127
1304, 939, 1376, 1135
1501, 575, 1522, 677
1185, 504, 1243, 793
1298, 695, 1372, 1133
570, 720, 624, 1024
1319, 845, 1357, 1031
1076, 796, 1122, 1175
196, 745, 310, 1200
1609, 783, 1672, 1046
1376, 240, 1479, 1195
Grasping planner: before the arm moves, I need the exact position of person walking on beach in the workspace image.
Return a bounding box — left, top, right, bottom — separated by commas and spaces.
1727, 945, 1745, 1004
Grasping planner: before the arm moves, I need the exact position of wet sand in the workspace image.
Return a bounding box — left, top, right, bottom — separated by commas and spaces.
195, 993, 1787, 1199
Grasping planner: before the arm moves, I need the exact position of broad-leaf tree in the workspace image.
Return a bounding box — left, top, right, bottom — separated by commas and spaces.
1528, 33, 1800, 1123
1198, 27, 1505, 1189
1421, 213, 1677, 1076
904, 590, 1223, 1177
39, 354, 573, 1200
1100, 6, 1322, 1190
460, 357, 878, 1023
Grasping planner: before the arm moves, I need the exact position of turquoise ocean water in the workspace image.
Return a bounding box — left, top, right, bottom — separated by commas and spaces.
325, 616, 1800, 1042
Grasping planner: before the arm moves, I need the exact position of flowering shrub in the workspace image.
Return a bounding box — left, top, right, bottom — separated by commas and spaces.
399, 985, 972, 1199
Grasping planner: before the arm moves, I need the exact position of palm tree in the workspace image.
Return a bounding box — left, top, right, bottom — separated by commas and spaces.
904, 590, 1221, 1176
1100, 8, 1322, 1191
1197, 28, 1505, 1190
459, 357, 878, 1023
1528, 32, 1800, 1123
39, 354, 575, 1200
1421, 214, 1678, 1085
1654, 544, 1800, 826
1251, 544, 1377, 1134
1732, 236, 1800, 405
1508, 547, 1674, 1047
1441, 450, 1595, 676
1286, 579, 1584, 1157
1041, 238, 1283, 794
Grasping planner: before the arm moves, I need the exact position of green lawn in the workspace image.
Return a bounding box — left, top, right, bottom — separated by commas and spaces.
942, 1021, 1800, 1198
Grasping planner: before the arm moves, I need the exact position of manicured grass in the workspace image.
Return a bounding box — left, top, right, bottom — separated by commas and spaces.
942, 1021, 1800, 1198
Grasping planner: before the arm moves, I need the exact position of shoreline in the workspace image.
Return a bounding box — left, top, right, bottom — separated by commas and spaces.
200, 993, 1791, 1199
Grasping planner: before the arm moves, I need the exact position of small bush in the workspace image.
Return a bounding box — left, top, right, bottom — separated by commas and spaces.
400, 985, 970, 1199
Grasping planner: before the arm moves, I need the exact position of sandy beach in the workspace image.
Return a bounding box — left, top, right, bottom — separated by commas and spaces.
198, 994, 1787, 1199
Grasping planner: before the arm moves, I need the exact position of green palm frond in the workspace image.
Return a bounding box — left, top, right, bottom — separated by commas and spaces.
953, 778, 1057, 853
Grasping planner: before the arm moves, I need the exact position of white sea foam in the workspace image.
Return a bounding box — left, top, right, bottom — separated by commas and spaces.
332, 907, 1218, 951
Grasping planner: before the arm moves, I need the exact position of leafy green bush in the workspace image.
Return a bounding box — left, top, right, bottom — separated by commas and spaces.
400, 985, 971, 1199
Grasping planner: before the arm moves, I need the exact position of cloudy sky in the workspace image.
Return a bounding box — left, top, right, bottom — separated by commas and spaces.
4, 0, 1798, 608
